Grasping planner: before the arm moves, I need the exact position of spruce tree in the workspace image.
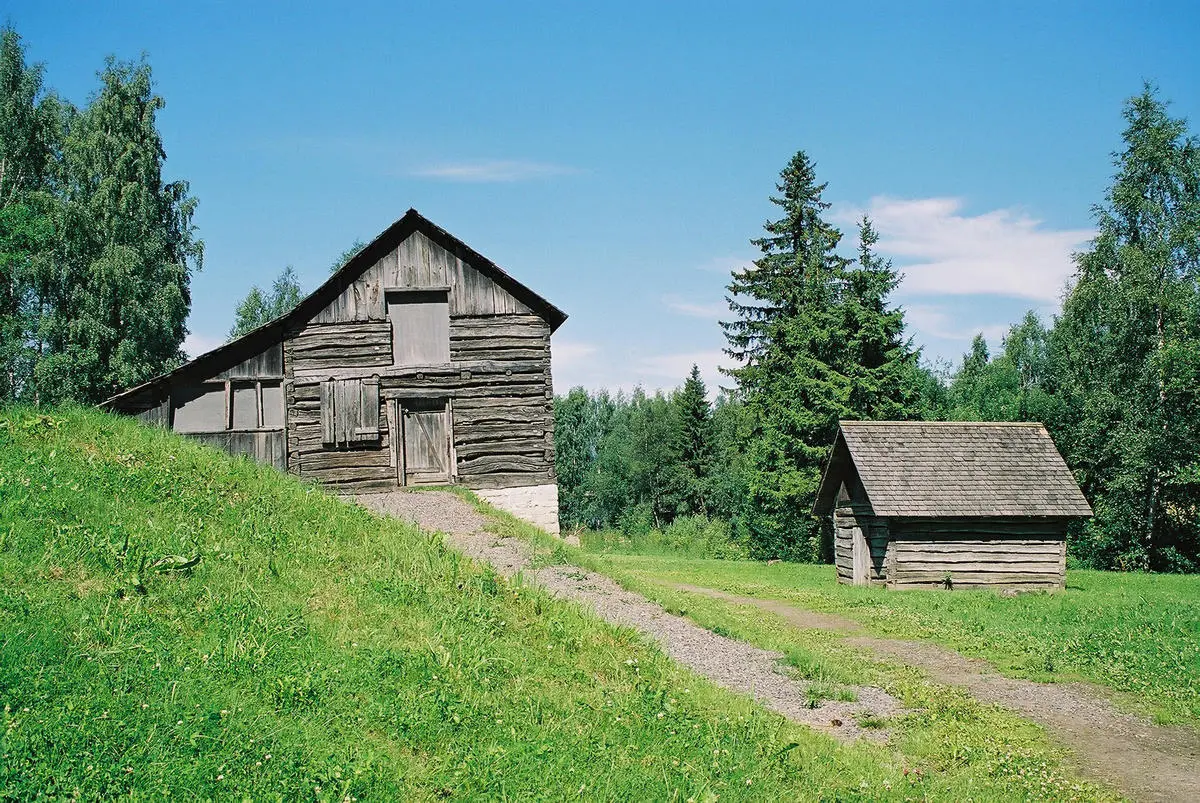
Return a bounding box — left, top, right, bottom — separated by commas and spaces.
721, 151, 852, 560
842, 216, 919, 419
673, 364, 713, 516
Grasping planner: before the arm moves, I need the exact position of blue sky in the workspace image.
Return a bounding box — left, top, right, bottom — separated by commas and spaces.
7, 1, 1199, 393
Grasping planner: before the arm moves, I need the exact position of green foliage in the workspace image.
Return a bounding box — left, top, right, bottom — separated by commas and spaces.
1049, 85, 1200, 572
0, 28, 201, 405
329, 239, 365, 273
674, 364, 713, 515
720, 153, 924, 561
229, 266, 303, 339
580, 515, 749, 560
555, 377, 747, 540
3, 405, 958, 801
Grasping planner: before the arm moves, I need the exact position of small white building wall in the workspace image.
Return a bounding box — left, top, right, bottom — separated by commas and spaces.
476, 483, 560, 535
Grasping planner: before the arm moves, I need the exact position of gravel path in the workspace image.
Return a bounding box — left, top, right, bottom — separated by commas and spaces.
357, 490, 901, 742
676, 584, 1200, 803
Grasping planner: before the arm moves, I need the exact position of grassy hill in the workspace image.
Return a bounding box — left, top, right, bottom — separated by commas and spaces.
0, 407, 1108, 800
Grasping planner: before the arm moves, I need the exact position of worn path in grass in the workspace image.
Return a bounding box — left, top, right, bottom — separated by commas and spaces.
674, 583, 1200, 803
356, 491, 901, 743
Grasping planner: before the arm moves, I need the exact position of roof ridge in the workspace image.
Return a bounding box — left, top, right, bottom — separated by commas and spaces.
840, 420, 1045, 427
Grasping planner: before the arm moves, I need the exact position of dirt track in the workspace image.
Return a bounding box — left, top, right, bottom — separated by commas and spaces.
676, 584, 1200, 803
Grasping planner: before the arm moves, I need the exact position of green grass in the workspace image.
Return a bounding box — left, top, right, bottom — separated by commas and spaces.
577, 553, 1200, 727
0, 408, 1114, 800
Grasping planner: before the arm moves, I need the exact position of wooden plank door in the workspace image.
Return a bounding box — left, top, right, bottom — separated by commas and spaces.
851, 525, 871, 586
400, 400, 451, 485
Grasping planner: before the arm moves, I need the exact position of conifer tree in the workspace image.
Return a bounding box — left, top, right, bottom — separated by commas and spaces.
721, 151, 853, 560
673, 364, 713, 515
842, 216, 919, 419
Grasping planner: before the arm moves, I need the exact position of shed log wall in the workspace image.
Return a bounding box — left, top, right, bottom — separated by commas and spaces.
887, 519, 1067, 589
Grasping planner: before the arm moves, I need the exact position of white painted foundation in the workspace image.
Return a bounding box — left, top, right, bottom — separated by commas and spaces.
476, 483, 561, 535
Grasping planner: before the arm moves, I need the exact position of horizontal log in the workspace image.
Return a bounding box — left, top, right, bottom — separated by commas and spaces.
455, 439, 547, 460
300, 464, 396, 483
893, 560, 1064, 573
294, 447, 392, 468
895, 548, 1063, 562
449, 335, 548, 348
455, 424, 546, 444
454, 412, 551, 427
457, 454, 548, 474
459, 470, 555, 490
891, 570, 1063, 584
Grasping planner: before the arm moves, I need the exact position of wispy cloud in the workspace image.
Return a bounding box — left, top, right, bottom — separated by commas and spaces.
836, 197, 1093, 302
183, 331, 223, 359
552, 340, 599, 367
696, 255, 755, 275
663, 295, 728, 319
904, 304, 1011, 346
413, 159, 579, 183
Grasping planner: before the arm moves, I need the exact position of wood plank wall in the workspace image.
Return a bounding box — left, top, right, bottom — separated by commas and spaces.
887, 519, 1068, 589
311, 230, 533, 324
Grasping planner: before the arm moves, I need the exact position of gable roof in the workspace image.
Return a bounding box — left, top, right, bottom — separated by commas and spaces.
101, 208, 567, 410
812, 420, 1093, 518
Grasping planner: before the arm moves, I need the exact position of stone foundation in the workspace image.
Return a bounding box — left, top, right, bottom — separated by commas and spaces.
476, 483, 561, 535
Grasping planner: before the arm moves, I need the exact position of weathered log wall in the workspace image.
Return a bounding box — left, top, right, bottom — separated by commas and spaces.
284, 232, 556, 493
311, 230, 533, 324
886, 518, 1068, 589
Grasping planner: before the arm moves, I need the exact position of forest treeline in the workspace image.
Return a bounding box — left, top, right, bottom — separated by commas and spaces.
557, 87, 1200, 574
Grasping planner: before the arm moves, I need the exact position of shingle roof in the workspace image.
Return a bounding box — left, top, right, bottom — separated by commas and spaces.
812, 421, 1093, 518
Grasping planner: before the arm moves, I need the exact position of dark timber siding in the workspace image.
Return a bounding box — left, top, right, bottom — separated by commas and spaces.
102, 210, 564, 503
887, 519, 1068, 589
285, 230, 555, 492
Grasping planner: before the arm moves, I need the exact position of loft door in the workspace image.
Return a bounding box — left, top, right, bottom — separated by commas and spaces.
399, 399, 451, 485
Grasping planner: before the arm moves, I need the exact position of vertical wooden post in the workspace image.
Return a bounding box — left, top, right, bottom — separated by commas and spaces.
397, 402, 407, 487
385, 399, 399, 486
446, 397, 457, 482
224, 380, 233, 430
255, 380, 264, 429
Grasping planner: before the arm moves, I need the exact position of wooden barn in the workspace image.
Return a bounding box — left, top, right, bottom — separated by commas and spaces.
812, 421, 1092, 589
101, 209, 566, 533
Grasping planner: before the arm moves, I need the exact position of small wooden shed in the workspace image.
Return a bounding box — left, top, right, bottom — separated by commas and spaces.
101, 209, 566, 533
812, 421, 1092, 589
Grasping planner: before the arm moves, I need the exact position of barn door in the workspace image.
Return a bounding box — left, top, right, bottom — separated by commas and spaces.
398, 399, 451, 485
851, 526, 871, 586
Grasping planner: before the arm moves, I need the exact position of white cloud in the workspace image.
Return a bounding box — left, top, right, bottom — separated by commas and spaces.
636, 349, 732, 395
413, 159, 579, 183
663, 294, 728, 319
838, 197, 1093, 302
183, 331, 223, 360
696, 255, 754, 275
553, 340, 599, 367
904, 304, 1010, 345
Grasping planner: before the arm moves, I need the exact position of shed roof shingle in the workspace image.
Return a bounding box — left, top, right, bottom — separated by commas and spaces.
813, 421, 1093, 518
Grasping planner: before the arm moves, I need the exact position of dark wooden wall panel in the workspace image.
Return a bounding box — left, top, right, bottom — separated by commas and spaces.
310, 230, 534, 325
